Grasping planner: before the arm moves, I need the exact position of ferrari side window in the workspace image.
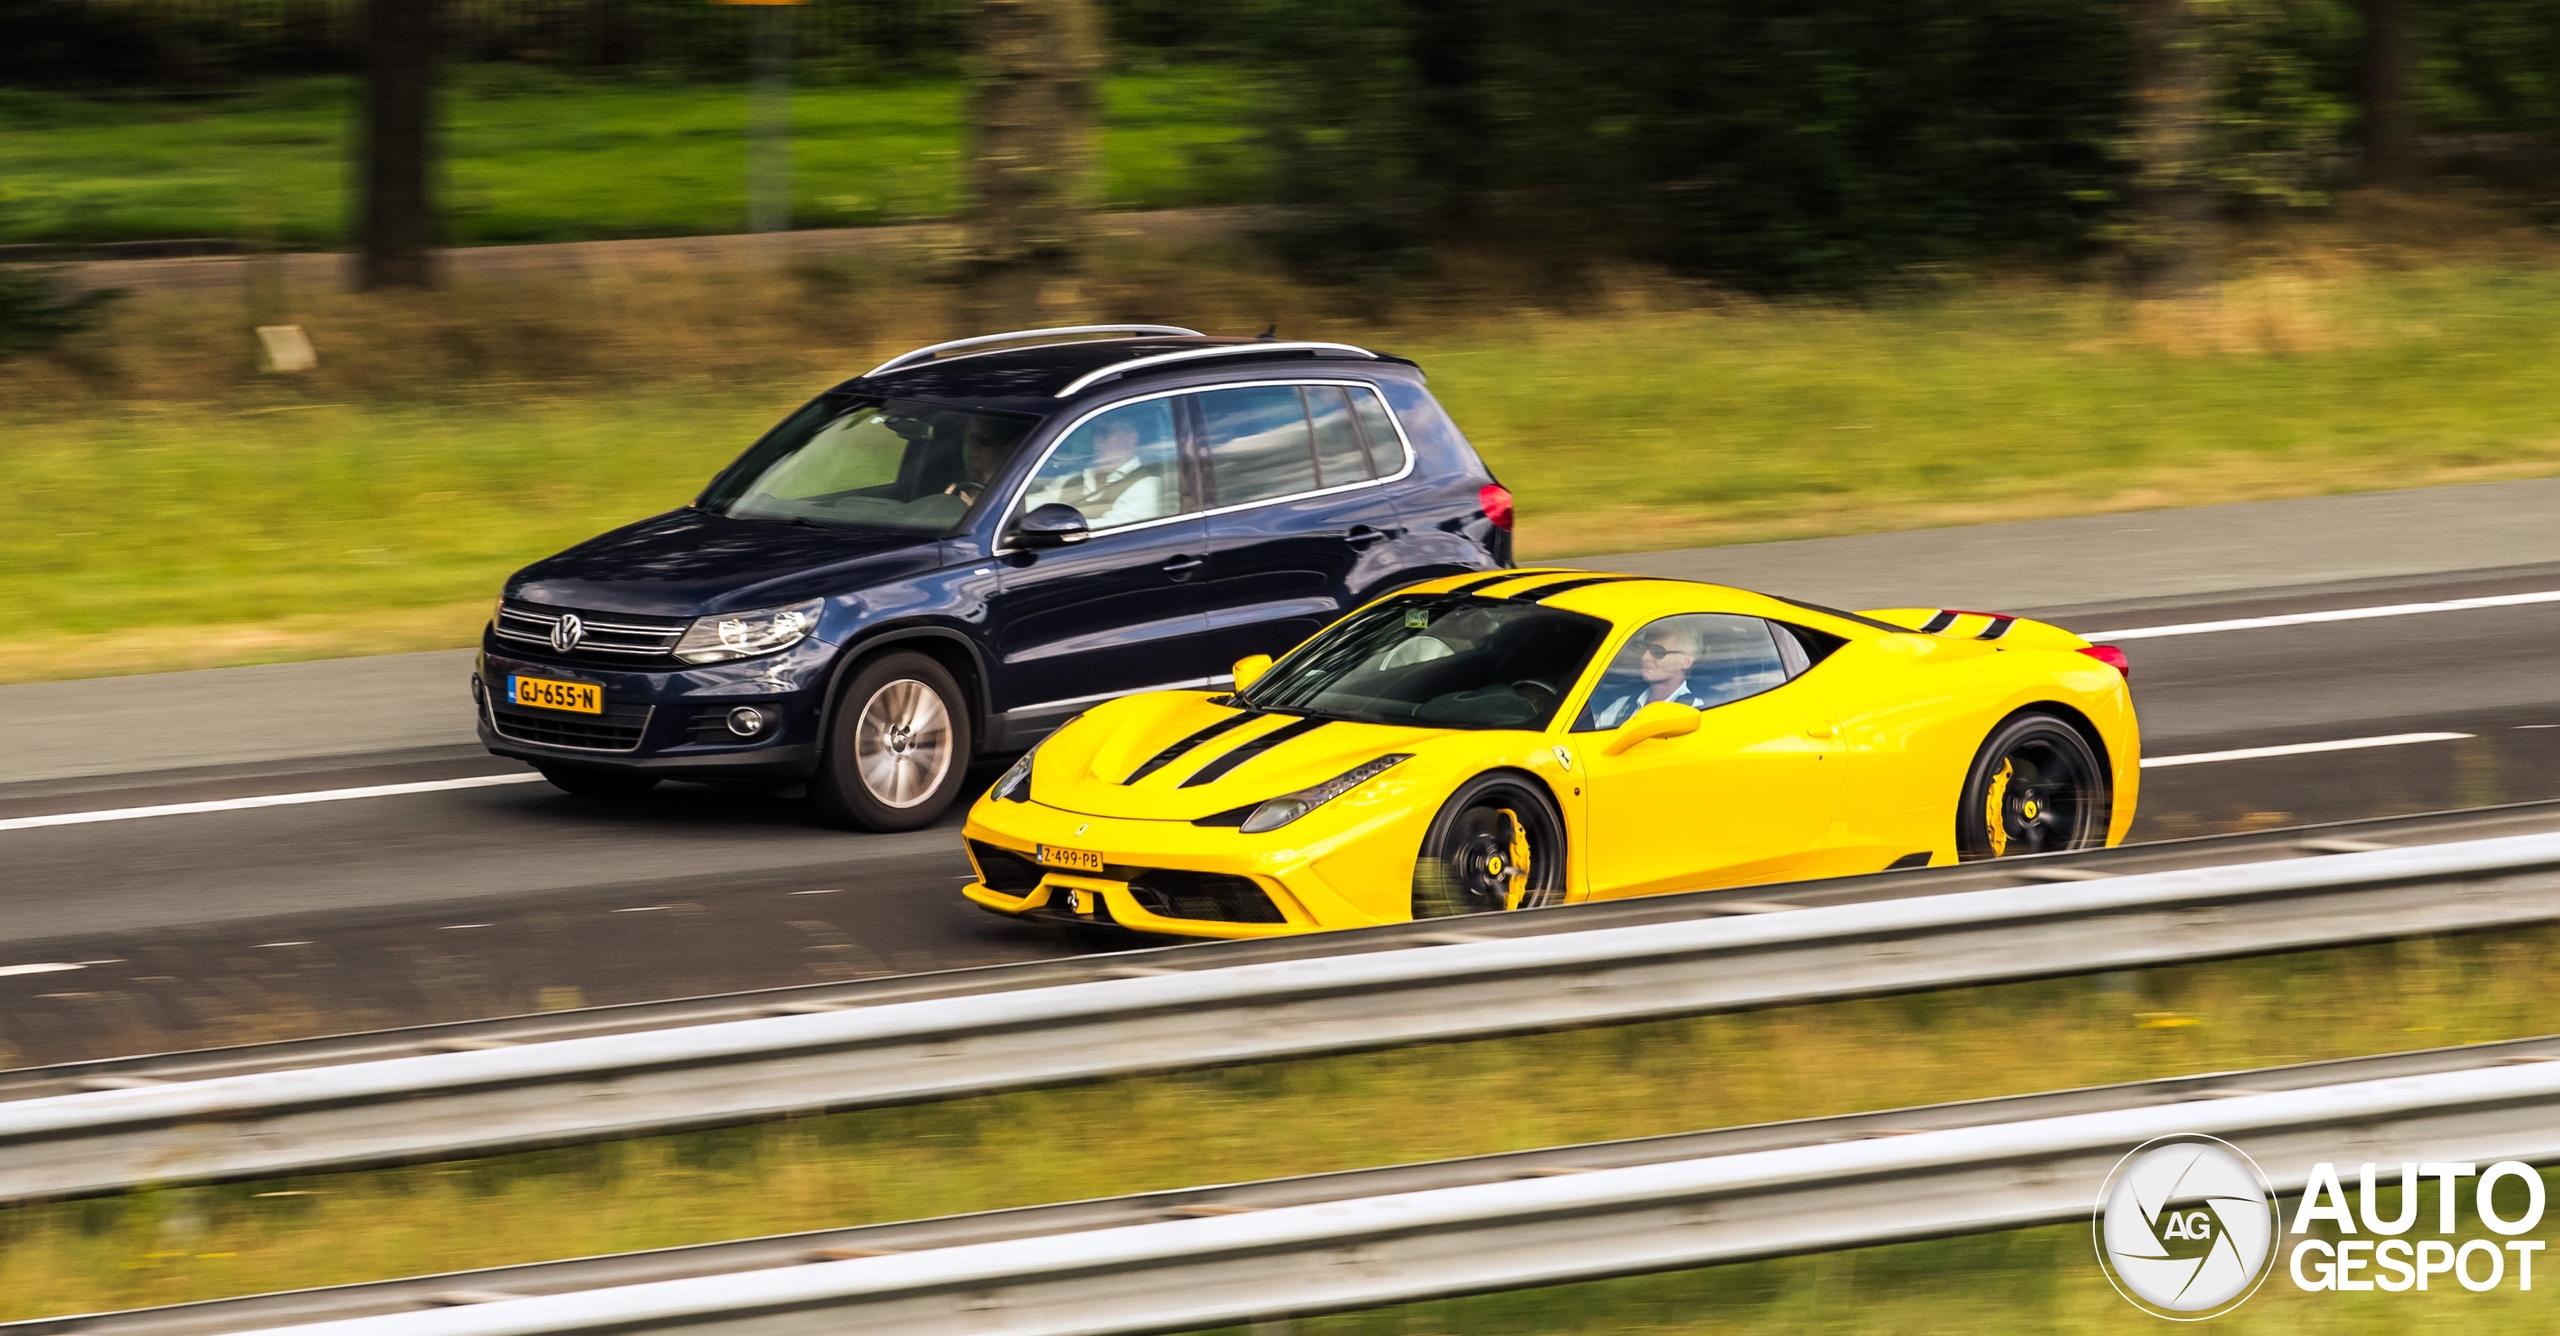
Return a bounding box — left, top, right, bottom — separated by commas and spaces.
1772, 620, 1846, 672
1577, 614, 1791, 731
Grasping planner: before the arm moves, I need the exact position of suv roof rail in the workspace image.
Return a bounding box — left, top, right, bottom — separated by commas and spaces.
863, 325, 1203, 378
1054, 342, 1379, 398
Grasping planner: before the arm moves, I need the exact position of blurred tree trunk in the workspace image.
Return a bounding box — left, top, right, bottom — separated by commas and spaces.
963, 0, 1100, 329
2128, 0, 2215, 298
357, 0, 438, 290
2360, 0, 2417, 187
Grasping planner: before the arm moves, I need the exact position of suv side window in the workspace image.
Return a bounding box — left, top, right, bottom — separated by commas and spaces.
1019, 397, 1184, 532
1194, 383, 1410, 508
1196, 385, 1322, 508
1347, 385, 1407, 476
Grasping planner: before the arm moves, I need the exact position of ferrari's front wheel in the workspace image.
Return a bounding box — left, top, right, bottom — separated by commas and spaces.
1412, 774, 1567, 919
1956, 712, 2109, 860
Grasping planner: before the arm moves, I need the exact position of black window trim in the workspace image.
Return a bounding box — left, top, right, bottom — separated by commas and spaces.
992, 377, 1422, 552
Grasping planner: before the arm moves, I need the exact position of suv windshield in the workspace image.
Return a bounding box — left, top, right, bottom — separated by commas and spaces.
701, 396, 1041, 533
1242, 594, 1609, 730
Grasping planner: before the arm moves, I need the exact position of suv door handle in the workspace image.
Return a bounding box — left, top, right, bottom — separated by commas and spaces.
1343, 525, 1393, 550
1161, 554, 1205, 581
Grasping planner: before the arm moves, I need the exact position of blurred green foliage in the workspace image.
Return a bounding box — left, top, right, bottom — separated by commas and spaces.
1243, 0, 2560, 291
0, 68, 1261, 247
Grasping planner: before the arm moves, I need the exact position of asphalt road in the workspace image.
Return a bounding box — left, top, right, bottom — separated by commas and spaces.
6, 485, 2559, 1067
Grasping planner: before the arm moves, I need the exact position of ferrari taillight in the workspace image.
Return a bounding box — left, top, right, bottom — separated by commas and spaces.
2079, 644, 2130, 680
1478, 483, 1515, 532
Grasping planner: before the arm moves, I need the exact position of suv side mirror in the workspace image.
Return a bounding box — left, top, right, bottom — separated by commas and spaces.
1600, 700, 1701, 756
1230, 654, 1274, 691
1012, 503, 1091, 549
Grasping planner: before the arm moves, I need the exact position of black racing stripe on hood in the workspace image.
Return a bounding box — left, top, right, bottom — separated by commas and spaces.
1123, 710, 1261, 784
1918, 610, 1958, 633
1506, 575, 1644, 603
1178, 716, 1330, 788
1976, 616, 2017, 641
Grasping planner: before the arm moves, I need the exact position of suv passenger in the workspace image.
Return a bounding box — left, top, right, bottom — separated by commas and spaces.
476, 327, 1516, 830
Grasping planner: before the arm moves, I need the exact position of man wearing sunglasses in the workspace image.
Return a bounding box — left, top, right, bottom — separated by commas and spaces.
1589, 624, 1707, 728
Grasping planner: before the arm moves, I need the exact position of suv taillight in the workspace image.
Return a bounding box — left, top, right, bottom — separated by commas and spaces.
1478, 483, 1514, 532
2078, 644, 2130, 679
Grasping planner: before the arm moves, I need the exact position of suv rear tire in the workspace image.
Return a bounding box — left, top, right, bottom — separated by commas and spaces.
812, 650, 974, 832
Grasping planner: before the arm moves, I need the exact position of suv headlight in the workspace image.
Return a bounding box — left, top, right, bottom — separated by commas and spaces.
1236, 755, 1412, 833
673, 600, 824, 665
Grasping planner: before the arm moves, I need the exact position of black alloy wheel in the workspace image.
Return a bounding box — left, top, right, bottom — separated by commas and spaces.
536, 765, 660, 800
812, 650, 974, 832
1955, 712, 2110, 860
1412, 774, 1568, 919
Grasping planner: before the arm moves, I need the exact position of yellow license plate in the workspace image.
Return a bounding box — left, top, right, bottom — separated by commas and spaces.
510, 674, 602, 715
1037, 845, 1106, 873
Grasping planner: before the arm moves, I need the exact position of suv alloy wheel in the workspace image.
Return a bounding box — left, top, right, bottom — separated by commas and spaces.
812, 650, 975, 831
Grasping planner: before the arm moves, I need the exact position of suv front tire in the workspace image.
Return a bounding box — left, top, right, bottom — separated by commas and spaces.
812, 650, 974, 831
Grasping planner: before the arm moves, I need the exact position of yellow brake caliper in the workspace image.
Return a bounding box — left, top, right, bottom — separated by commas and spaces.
1983, 758, 2015, 857
1497, 809, 1534, 910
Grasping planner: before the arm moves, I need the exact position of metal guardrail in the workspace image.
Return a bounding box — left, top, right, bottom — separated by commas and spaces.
22, 1033, 2560, 1336
11, 822, 2560, 1205
16, 798, 2560, 1107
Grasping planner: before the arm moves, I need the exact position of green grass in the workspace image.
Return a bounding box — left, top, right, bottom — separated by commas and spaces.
0, 65, 1263, 247
8, 259, 2560, 681
4, 925, 2557, 1320
1254, 1213, 2560, 1334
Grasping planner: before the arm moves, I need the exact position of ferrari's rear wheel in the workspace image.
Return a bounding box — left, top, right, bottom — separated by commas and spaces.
1956, 713, 2109, 860
1412, 775, 1567, 919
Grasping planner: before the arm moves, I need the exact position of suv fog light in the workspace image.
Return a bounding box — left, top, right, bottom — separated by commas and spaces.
726, 706, 769, 737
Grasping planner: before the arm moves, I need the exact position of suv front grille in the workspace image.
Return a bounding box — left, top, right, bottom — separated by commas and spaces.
1126, 870, 1286, 924
494, 601, 689, 663
488, 700, 653, 752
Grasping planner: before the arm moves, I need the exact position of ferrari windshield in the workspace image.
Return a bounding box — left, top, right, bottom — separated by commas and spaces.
700, 395, 1041, 533
1241, 594, 1609, 730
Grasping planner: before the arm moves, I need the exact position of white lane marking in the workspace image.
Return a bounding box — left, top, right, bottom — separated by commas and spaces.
0, 963, 83, 978
0, 772, 546, 833
2089, 589, 2560, 641
2141, 732, 2473, 769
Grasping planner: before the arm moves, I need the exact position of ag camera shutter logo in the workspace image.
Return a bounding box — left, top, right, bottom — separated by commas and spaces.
2094, 1135, 2279, 1319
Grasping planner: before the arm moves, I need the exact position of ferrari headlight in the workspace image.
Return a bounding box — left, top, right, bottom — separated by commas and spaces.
991, 746, 1038, 803
1237, 755, 1411, 834
991, 716, 1079, 803
673, 599, 824, 665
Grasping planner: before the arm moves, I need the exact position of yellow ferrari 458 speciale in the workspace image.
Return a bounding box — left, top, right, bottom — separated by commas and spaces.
962, 568, 2139, 939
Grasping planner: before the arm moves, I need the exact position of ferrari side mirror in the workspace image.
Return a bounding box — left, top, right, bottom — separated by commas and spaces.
1601, 700, 1701, 756
1230, 654, 1274, 691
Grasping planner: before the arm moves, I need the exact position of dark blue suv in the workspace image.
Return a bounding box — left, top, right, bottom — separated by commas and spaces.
476, 327, 1515, 830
